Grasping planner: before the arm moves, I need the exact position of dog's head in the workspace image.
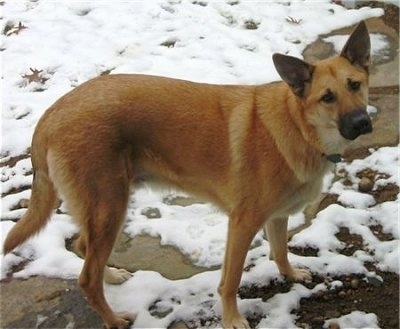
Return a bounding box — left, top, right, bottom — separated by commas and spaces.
273, 21, 372, 155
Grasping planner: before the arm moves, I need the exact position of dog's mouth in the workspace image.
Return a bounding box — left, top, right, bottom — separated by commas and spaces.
338, 109, 373, 141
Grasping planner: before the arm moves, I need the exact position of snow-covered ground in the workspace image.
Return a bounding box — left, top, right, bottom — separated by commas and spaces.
1, 1, 398, 328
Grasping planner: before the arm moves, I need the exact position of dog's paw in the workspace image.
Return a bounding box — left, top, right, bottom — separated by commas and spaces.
285, 267, 312, 282
222, 315, 251, 329
104, 266, 133, 285
107, 312, 136, 329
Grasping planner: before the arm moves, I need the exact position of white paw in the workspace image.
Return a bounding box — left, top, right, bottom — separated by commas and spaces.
286, 267, 312, 282
104, 266, 132, 285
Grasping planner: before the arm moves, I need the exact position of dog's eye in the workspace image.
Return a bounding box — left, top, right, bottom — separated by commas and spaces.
348, 79, 361, 91
320, 90, 336, 104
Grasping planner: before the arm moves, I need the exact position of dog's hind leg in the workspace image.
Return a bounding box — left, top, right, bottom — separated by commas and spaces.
76, 173, 135, 329
74, 234, 132, 285
53, 148, 136, 329
265, 218, 311, 282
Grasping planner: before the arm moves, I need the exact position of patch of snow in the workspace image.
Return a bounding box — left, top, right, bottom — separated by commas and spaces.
324, 310, 379, 329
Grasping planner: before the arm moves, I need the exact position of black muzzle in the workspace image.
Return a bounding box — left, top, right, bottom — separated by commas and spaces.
339, 109, 372, 140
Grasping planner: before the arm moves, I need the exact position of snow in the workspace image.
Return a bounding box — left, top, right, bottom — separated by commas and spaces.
1, 1, 398, 328
324, 311, 380, 329
324, 33, 391, 61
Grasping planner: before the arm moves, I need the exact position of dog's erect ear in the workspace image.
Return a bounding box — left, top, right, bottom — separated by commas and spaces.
273, 53, 315, 97
340, 21, 370, 71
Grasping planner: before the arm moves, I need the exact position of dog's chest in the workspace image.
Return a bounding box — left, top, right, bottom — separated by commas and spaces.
272, 163, 331, 219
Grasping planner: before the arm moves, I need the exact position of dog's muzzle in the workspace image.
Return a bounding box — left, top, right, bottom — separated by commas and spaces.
338, 109, 372, 140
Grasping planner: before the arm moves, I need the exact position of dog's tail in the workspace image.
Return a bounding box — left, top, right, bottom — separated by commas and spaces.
3, 164, 57, 255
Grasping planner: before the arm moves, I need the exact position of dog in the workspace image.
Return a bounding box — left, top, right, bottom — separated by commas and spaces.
3, 21, 371, 328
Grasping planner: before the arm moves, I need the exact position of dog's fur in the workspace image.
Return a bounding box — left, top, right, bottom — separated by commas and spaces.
3, 22, 371, 328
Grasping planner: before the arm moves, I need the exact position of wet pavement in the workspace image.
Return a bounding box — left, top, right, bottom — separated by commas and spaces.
1, 7, 399, 329
1, 277, 103, 329
108, 234, 213, 280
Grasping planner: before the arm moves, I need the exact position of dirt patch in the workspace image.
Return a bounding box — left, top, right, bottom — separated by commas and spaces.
236, 210, 399, 329
239, 266, 398, 329
372, 183, 399, 204
0, 151, 30, 168
296, 271, 399, 329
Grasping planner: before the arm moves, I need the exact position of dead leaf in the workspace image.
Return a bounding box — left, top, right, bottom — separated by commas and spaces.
22, 68, 44, 83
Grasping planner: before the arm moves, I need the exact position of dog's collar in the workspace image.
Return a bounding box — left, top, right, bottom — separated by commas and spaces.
324, 153, 342, 163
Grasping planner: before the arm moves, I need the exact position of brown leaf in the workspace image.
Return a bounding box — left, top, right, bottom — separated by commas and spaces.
22, 68, 44, 83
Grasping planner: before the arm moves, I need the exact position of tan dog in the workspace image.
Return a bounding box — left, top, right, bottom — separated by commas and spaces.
4, 21, 371, 328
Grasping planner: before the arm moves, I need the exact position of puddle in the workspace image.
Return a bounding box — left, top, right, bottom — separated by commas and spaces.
109, 233, 217, 280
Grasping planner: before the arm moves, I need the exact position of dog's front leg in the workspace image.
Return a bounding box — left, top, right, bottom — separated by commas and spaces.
218, 214, 260, 329
265, 217, 311, 282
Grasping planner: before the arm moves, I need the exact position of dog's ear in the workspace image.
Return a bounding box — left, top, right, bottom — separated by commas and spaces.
340, 21, 370, 71
273, 53, 315, 97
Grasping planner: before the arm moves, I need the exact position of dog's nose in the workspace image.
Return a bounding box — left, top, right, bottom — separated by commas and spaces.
339, 109, 372, 140
353, 113, 372, 134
